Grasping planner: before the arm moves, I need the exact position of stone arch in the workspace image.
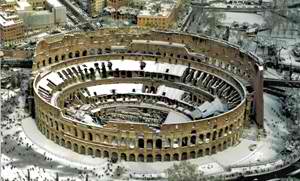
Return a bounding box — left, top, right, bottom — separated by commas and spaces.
55, 135, 59, 144
223, 141, 227, 149
212, 146, 216, 154
111, 152, 118, 163
95, 149, 101, 157
112, 136, 118, 145
66, 141, 71, 149
199, 134, 204, 142
147, 154, 153, 162
73, 143, 78, 153
103, 150, 109, 158
88, 132, 93, 141
190, 151, 196, 159
173, 153, 179, 161
182, 137, 188, 147
74, 128, 78, 137
103, 135, 108, 143
55, 55, 59, 62
164, 154, 171, 161
75, 50, 80, 57
181, 152, 188, 160
205, 148, 210, 155
55, 121, 58, 131
206, 132, 211, 140
121, 153, 127, 161
218, 143, 222, 151
213, 131, 217, 141
225, 126, 228, 134
68, 52, 73, 58
88, 147, 93, 156
129, 154, 135, 161
155, 139, 162, 149
82, 50, 87, 56
48, 57, 52, 64
61, 54, 65, 60
155, 154, 162, 161
146, 139, 153, 149
138, 139, 144, 148
138, 154, 144, 162
197, 149, 203, 157
219, 129, 223, 138
80, 145, 86, 155
120, 137, 126, 146
42, 60, 46, 66
61, 138, 65, 147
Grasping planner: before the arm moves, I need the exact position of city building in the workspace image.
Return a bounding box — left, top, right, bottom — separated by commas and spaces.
0, 12, 24, 46
88, 0, 105, 17
27, 0, 46, 10
46, 0, 67, 25
137, 0, 181, 29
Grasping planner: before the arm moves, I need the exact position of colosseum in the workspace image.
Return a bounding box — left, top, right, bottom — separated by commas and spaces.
31, 27, 264, 162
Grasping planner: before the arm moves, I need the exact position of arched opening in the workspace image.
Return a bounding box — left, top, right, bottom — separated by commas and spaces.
138, 154, 144, 162
199, 134, 204, 142
75, 51, 80, 57
181, 152, 188, 160
190, 151, 196, 159
112, 136, 118, 145
213, 131, 217, 141
111, 152, 118, 163
219, 129, 223, 137
197, 149, 203, 157
121, 153, 127, 161
48, 57, 52, 64
73, 143, 78, 153
205, 148, 210, 155
155, 139, 162, 149
55, 55, 59, 62
103, 135, 108, 143
223, 141, 227, 149
82, 50, 87, 56
155, 154, 162, 161
55, 121, 58, 131
66, 141, 71, 149
191, 135, 196, 145
164, 154, 171, 161
138, 139, 144, 148
173, 153, 179, 161
129, 154, 135, 161
103, 151, 109, 158
80, 145, 86, 155
88, 132, 93, 141
146, 140, 153, 149
42, 60, 46, 66
61, 54, 65, 60
61, 138, 65, 147
206, 132, 211, 140
97, 48, 102, 54
88, 147, 93, 156
55, 136, 59, 144
212, 146, 216, 154
147, 154, 153, 162
95, 149, 101, 157
182, 137, 188, 147
225, 126, 228, 134
218, 143, 222, 151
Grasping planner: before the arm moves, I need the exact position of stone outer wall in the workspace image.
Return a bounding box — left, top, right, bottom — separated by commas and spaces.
31, 28, 263, 162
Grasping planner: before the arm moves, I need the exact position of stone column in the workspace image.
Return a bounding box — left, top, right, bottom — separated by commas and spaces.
254, 65, 264, 128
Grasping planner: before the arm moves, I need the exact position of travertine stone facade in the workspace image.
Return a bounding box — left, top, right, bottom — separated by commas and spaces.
31, 28, 263, 162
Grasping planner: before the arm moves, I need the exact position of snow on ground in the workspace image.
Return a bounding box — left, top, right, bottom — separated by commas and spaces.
221, 12, 265, 26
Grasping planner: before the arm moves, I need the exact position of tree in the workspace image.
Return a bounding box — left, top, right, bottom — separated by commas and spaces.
166, 161, 204, 181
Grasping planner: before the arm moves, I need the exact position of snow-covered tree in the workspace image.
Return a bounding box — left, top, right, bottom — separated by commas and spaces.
166, 161, 204, 181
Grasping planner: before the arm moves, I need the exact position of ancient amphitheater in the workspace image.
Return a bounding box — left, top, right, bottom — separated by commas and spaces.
31, 28, 264, 162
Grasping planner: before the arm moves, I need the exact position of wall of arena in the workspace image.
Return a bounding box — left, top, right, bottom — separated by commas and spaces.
31, 28, 263, 162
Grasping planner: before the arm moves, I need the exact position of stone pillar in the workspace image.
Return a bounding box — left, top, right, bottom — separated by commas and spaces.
254, 65, 264, 128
